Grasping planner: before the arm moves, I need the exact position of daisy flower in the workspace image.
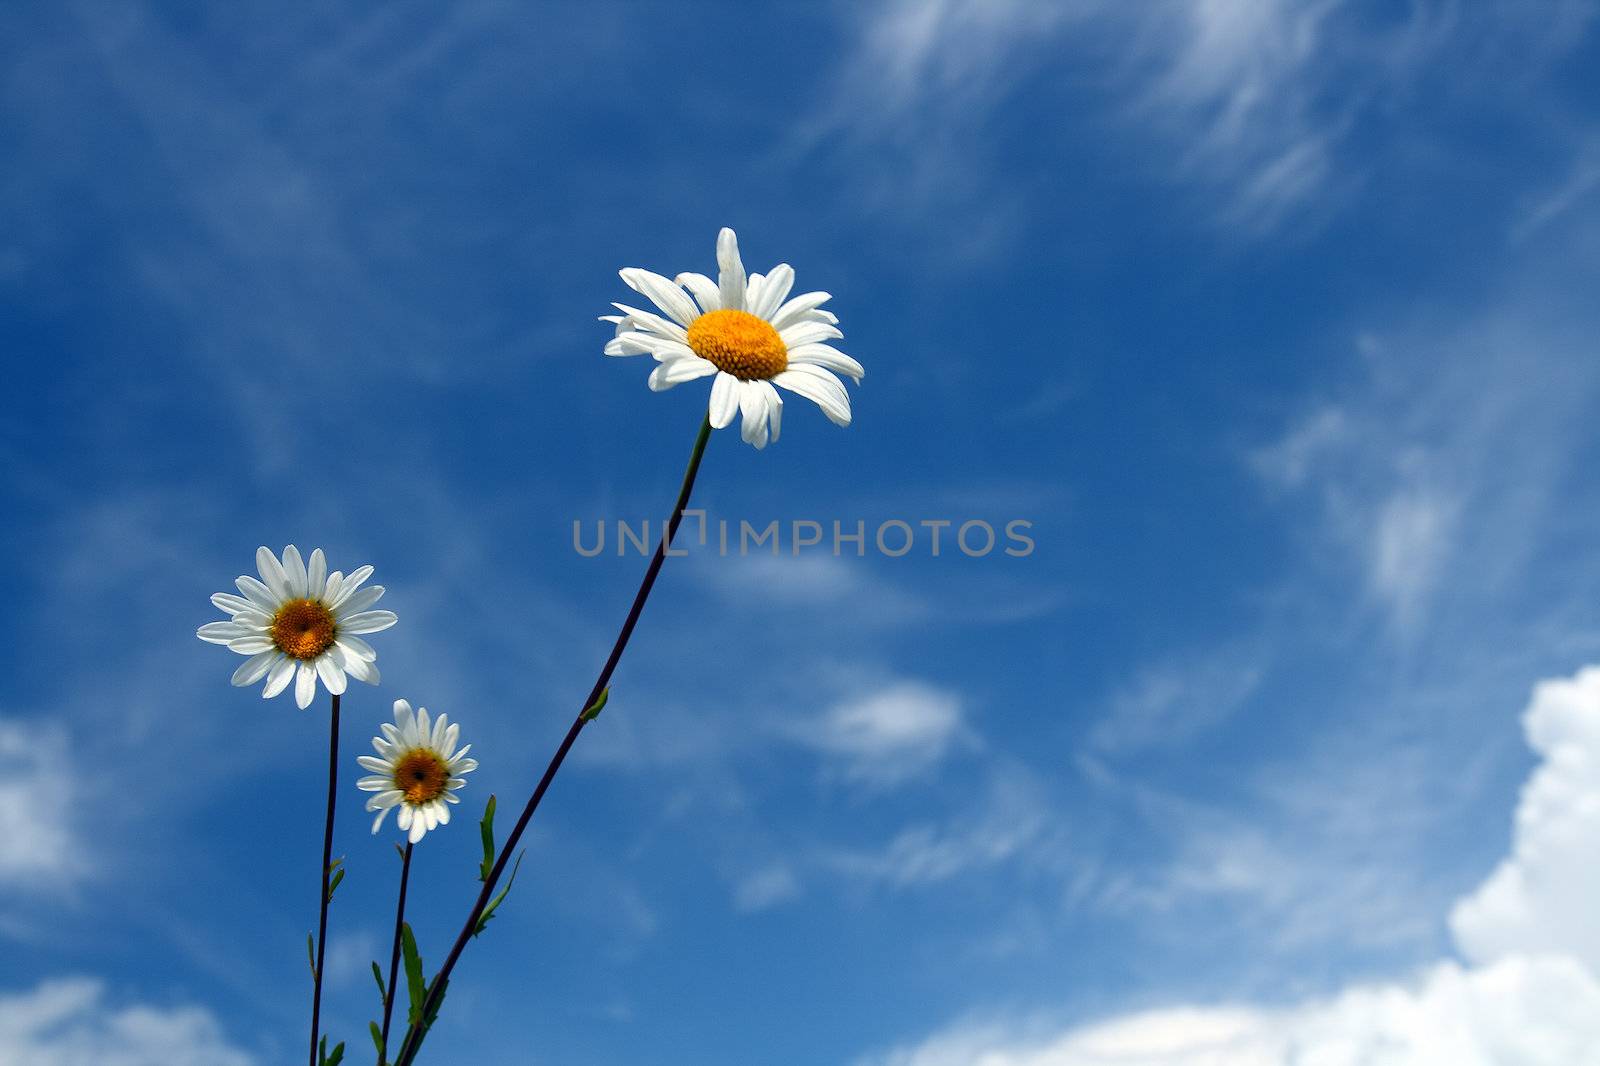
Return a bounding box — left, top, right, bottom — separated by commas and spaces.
357, 699, 478, 844
197, 545, 397, 710
601, 227, 864, 449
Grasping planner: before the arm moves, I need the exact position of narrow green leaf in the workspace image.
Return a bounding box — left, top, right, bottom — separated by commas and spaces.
323, 1038, 345, 1066
326, 866, 346, 903
474, 850, 525, 937
307, 933, 317, 979
369, 1020, 385, 1060
401, 923, 426, 1027
478, 795, 497, 882
371, 961, 386, 1002
582, 687, 610, 721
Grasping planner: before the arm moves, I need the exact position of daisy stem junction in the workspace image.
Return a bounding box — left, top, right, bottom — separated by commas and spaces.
391, 415, 713, 1066
310, 693, 341, 1066
379, 841, 415, 1064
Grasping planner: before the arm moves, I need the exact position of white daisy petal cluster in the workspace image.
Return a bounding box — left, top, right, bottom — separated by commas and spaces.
197, 545, 398, 709
601, 227, 863, 449
357, 699, 478, 844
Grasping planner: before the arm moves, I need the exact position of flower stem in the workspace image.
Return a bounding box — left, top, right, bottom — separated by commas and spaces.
309, 691, 341, 1066
379, 841, 415, 1064
391, 415, 714, 1066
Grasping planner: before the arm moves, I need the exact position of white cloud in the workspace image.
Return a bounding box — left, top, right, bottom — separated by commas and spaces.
1093, 651, 1263, 753
732, 863, 802, 913
803, 681, 968, 786
1451, 666, 1600, 972
866, 956, 1600, 1066
825, 768, 1049, 888
0, 978, 251, 1066
863, 664, 1600, 1064
0, 720, 81, 889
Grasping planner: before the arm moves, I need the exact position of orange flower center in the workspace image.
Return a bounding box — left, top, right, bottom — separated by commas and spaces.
685, 309, 788, 380
394, 749, 450, 804
269, 599, 336, 661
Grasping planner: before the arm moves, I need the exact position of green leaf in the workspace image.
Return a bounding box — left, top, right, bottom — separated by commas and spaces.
307, 933, 316, 979
478, 794, 497, 882
326, 866, 346, 903
369, 1020, 385, 1061
371, 961, 386, 1002
319, 1036, 344, 1066
473, 850, 525, 937
582, 687, 610, 721
401, 923, 426, 1027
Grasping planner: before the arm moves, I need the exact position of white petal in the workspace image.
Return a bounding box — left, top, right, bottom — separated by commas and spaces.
371, 807, 393, 833
340, 610, 397, 634
330, 565, 373, 609
356, 755, 390, 773
436, 803, 450, 826
648, 357, 717, 392
778, 320, 843, 348
441, 723, 461, 759
210, 592, 255, 616
356, 775, 391, 790
263, 656, 296, 698
431, 712, 449, 751
750, 263, 793, 320
738, 380, 771, 449
716, 227, 746, 311
198, 621, 248, 644
773, 365, 852, 426
409, 814, 427, 843
610, 303, 689, 342
236, 575, 278, 612
343, 655, 379, 685
231, 651, 277, 686
423, 805, 439, 831
306, 549, 327, 601
620, 268, 700, 328
397, 805, 413, 830
760, 380, 782, 444
315, 654, 347, 695
769, 291, 833, 331
294, 662, 317, 709
708, 373, 739, 430
415, 707, 432, 746
281, 545, 309, 598
676, 272, 721, 313
322, 570, 343, 601
335, 635, 377, 662
786, 342, 864, 384
333, 585, 384, 618
256, 547, 293, 601
745, 272, 765, 318
227, 635, 274, 654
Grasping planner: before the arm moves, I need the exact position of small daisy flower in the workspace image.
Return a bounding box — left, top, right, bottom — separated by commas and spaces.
357, 699, 478, 844
197, 545, 397, 710
600, 227, 864, 449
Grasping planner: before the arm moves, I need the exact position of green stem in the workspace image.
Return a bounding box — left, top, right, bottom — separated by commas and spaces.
391, 415, 713, 1066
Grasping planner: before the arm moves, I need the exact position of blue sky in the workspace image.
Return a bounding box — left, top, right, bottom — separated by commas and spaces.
5, 1, 1600, 1063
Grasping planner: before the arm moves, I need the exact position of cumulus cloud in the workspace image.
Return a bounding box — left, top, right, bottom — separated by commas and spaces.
1451, 666, 1600, 972
0, 978, 251, 1066
864, 664, 1600, 1065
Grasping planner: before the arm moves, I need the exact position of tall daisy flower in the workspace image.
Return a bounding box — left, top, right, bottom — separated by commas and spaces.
358, 699, 478, 844
197, 545, 397, 710
600, 227, 864, 449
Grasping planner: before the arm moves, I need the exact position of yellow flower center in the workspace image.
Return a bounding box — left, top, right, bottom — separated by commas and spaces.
394, 749, 450, 804
269, 599, 336, 661
685, 309, 788, 380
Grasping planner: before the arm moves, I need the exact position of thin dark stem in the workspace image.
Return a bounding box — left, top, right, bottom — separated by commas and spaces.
379, 841, 415, 1064
392, 415, 714, 1066
310, 692, 342, 1066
